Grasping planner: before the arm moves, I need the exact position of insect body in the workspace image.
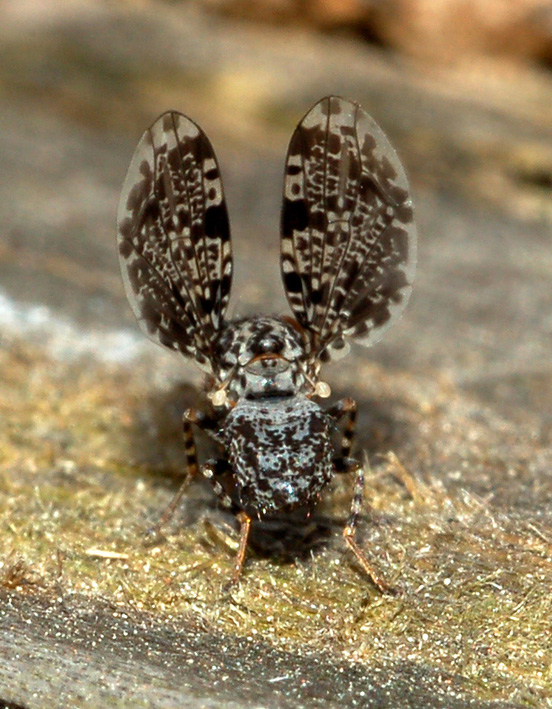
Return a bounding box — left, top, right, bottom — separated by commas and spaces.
117, 96, 416, 590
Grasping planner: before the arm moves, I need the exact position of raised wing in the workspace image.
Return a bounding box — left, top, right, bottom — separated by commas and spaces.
281, 96, 416, 361
117, 111, 232, 372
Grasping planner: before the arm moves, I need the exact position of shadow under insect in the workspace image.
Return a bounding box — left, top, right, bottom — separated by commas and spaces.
125, 381, 199, 482
205, 506, 335, 565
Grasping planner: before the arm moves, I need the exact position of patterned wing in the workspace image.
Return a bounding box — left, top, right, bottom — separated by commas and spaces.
281, 96, 416, 361
117, 111, 232, 372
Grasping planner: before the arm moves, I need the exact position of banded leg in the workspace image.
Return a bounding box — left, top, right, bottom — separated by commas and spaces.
184, 407, 225, 444
326, 397, 357, 472
150, 408, 223, 535
343, 461, 395, 594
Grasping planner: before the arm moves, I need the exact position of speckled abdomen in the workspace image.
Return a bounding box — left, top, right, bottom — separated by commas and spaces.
225, 396, 334, 517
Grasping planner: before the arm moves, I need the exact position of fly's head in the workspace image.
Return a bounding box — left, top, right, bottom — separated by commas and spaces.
209, 316, 329, 406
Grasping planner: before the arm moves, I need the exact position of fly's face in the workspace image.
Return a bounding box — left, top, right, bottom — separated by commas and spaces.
211, 316, 311, 404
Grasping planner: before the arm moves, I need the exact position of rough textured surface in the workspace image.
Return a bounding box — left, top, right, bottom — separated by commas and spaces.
0, 2, 551, 707
0, 592, 523, 709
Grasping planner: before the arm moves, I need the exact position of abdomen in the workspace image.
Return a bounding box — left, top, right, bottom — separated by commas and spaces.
224, 396, 333, 517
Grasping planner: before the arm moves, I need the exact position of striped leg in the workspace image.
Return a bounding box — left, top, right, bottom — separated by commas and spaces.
184, 407, 225, 444
326, 397, 357, 472
149, 408, 224, 535
342, 462, 395, 594
201, 458, 234, 510
148, 414, 201, 535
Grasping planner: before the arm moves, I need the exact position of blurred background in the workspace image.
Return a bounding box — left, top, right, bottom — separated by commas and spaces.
1, 0, 551, 385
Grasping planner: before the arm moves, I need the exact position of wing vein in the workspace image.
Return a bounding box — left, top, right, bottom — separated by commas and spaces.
164, 117, 212, 346
280, 96, 416, 359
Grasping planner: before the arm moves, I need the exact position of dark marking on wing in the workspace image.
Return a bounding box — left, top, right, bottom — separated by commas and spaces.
117, 111, 232, 371
280, 96, 416, 361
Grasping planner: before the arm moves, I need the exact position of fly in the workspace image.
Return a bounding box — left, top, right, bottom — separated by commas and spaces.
117, 96, 417, 591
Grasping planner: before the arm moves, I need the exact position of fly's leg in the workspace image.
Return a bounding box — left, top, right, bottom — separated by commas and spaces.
327, 399, 395, 594
200, 460, 251, 587
229, 511, 252, 587
150, 408, 223, 535
184, 407, 225, 444
200, 458, 234, 510
339, 458, 396, 595
149, 414, 199, 533
326, 397, 357, 473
